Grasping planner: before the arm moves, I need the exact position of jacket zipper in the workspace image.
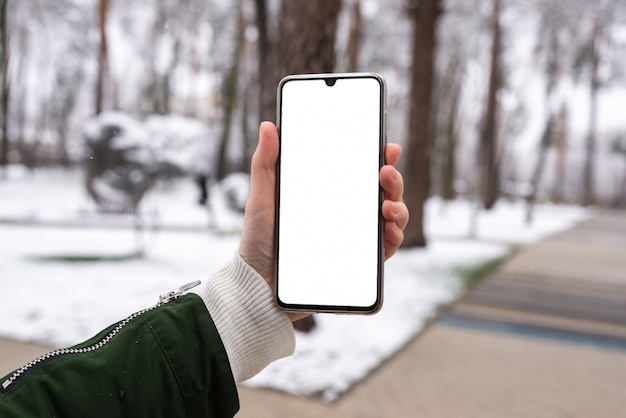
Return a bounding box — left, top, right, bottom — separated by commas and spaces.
1, 280, 200, 393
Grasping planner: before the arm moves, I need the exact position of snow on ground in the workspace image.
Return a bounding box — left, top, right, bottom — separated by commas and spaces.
0, 167, 589, 400
424, 197, 591, 244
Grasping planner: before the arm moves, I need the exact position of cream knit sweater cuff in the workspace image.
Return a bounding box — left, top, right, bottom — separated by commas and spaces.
193, 254, 295, 383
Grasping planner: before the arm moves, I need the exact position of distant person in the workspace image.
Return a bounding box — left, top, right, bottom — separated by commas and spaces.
196, 173, 210, 205
0, 122, 409, 417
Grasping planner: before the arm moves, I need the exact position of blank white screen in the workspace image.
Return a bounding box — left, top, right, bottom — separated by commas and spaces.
277, 76, 383, 310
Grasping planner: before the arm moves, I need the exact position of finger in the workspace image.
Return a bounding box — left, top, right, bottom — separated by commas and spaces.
380, 165, 404, 202
385, 143, 402, 166
384, 220, 404, 260
382, 200, 409, 231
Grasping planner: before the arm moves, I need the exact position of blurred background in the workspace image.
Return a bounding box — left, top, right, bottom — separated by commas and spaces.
1, 1, 626, 416
0, 0, 624, 237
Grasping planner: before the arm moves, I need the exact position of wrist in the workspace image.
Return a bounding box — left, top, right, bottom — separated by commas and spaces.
194, 253, 295, 382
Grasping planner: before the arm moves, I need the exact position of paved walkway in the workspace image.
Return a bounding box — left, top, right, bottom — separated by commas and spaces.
2, 211, 626, 417
449, 212, 626, 342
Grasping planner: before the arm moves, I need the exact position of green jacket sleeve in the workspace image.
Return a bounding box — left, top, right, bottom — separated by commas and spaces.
0, 294, 239, 418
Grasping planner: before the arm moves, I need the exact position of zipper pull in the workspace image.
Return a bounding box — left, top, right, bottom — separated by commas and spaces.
159, 280, 201, 304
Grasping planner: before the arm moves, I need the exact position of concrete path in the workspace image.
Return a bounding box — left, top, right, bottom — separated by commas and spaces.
2, 211, 626, 417
449, 212, 626, 342
0, 338, 54, 379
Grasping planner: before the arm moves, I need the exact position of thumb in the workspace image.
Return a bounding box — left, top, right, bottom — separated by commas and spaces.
239, 121, 279, 282
248, 121, 279, 203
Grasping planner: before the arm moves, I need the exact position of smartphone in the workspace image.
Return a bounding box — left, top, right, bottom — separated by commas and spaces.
275, 73, 386, 314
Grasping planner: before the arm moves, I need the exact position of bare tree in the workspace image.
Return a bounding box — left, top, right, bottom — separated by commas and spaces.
525, 0, 568, 223
49, 65, 85, 166
433, 40, 463, 202
479, 0, 502, 210
572, 0, 624, 206
346, 0, 363, 73
256, 0, 342, 125
581, 12, 601, 207
254, 0, 270, 124
402, 0, 443, 248
12, 17, 28, 167
0, 0, 9, 174
216, 0, 245, 180
95, 0, 112, 115
550, 104, 568, 203
141, 0, 184, 115
610, 134, 626, 208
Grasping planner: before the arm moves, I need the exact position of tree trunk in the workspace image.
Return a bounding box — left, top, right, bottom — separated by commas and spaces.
551, 104, 568, 203
480, 0, 502, 210
254, 0, 269, 124
13, 23, 28, 168
402, 0, 442, 248
441, 86, 459, 201
257, 0, 342, 125
346, 0, 362, 73
145, 1, 180, 116
53, 69, 84, 167
0, 0, 9, 174
440, 46, 462, 201
582, 14, 601, 207
95, 0, 111, 115
216, 0, 245, 180
525, 116, 552, 224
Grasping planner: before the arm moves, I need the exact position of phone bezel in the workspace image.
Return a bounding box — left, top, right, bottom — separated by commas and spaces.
274, 72, 387, 314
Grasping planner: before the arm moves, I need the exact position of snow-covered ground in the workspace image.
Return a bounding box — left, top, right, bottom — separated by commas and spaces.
0, 167, 589, 400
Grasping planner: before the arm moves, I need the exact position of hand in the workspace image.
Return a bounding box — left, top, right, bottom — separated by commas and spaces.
239, 122, 409, 321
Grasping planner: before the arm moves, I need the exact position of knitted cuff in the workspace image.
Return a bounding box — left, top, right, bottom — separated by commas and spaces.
193, 254, 295, 382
